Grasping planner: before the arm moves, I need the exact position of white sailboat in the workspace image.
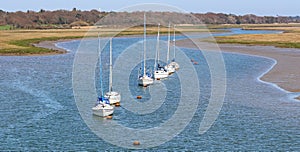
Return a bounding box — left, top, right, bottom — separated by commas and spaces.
169, 25, 180, 71
138, 13, 154, 87
104, 38, 121, 105
164, 23, 176, 75
92, 33, 114, 117
92, 97, 114, 117
154, 23, 169, 80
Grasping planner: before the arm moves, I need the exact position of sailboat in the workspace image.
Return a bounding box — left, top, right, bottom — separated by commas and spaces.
138, 13, 154, 87
169, 25, 180, 71
92, 33, 114, 117
154, 23, 169, 80
104, 38, 121, 105
92, 97, 114, 117
164, 23, 176, 75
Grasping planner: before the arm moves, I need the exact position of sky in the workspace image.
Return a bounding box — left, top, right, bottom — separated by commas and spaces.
0, 0, 299, 16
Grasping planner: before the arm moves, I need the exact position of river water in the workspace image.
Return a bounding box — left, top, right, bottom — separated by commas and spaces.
1, 29, 300, 151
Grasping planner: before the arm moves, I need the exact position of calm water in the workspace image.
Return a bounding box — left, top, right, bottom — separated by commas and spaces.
1, 29, 300, 151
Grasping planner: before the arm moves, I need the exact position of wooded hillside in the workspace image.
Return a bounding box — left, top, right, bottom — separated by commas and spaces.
0, 9, 299, 29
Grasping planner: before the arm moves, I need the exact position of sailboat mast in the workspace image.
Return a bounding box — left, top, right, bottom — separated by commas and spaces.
167, 23, 170, 63
98, 33, 104, 97
109, 38, 113, 93
173, 25, 176, 61
143, 13, 147, 76
155, 23, 160, 70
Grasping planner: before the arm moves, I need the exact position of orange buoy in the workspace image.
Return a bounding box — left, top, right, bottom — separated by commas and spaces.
137, 96, 142, 99
106, 115, 113, 119
133, 141, 140, 146
193, 62, 198, 65
115, 102, 120, 107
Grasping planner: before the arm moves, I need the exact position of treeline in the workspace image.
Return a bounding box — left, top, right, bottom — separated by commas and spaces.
0, 9, 300, 29
193, 13, 300, 24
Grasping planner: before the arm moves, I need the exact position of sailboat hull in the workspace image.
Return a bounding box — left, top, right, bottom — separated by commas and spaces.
154, 70, 169, 79
138, 76, 154, 86
92, 104, 114, 117
165, 64, 176, 74
104, 92, 121, 105
169, 61, 180, 71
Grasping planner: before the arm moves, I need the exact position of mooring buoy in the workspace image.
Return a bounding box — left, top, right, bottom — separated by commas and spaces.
133, 141, 140, 146
106, 115, 113, 119
115, 102, 120, 107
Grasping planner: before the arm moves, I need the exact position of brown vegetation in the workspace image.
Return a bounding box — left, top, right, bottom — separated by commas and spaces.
0, 25, 213, 55
0, 9, 300, 29
215, 24, 300, 49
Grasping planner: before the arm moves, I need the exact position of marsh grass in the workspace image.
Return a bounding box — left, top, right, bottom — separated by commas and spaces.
3, 24, 300, 55
2, 36, 83, 54
214, 24, 300, 49
0, 25, 223, 55
215, 32, 300, 49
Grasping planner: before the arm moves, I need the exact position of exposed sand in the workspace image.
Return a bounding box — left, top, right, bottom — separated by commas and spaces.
176, 39, 300, 93
33, 40, 73, 55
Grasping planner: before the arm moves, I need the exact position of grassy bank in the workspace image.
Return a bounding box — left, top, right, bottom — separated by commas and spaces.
3, 36, 83, 55
0, 25, 220, 55
2, 23, 300, 55
214, 23, 300, 49
215, 32, 300, 49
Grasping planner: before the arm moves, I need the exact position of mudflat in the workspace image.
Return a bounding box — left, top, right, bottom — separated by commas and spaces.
176, 38, 300, 93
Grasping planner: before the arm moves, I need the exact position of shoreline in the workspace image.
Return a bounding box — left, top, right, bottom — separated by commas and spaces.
33, 39, 83, 56
176, 39, 300, 94
33, 40, 69, 53
0, 39, 76, 56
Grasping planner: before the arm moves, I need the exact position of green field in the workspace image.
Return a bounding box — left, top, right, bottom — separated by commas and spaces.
0, 25, 11, 30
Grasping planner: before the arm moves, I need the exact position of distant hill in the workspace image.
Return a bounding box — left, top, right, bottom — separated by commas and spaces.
0, 9, 299, 29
